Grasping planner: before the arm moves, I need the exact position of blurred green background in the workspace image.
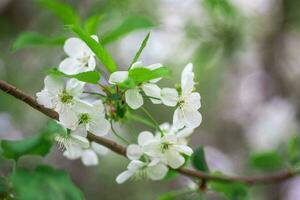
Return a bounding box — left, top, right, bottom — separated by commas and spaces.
1, 0, 300, 199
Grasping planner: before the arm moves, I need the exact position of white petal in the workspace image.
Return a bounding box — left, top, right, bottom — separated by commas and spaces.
166, 151, 185, 169
138, 131, 154, 146
159, 123, 171, 133
87, 117, 110, 136
109, 71, 128, 84
91, 142, 109, 155
147, 163, 168, 180
183, 110, 202, 128
87, 56, 96, 70
125, 88, 143, 109
174, 145, 193, 156
64, 37, 87, 58
81, 149, 98, 166
162, 134, 177, 144
44, 75, 64, 94
36, 90, 54, 109
176, 127, 194, 139
58, 57, 81, 75
173, 108, 185, 129
116, 170, 134, 184
71, 134, 90, 148
59, 108, 78, 130
72, 125, 88, 138
66, 78, 85, 97
91, 35, 99, 42
130, 61, 143, 69
126, 144, 143, 160
161, 88, 179, 107
146, 63, 162, 70
181, 63, 194, 94
63, 145, 82, 160
127, 160, 145, 171
185, 92, 201, 110
142, 83, 161, 104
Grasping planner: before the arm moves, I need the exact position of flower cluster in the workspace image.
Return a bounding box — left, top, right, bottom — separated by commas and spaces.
36, 35, 202, 182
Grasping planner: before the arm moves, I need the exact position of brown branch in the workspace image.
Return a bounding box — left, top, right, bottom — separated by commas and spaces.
0, 79, 299, 185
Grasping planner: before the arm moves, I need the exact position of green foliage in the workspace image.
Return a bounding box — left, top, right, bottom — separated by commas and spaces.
250, 151, 285, 171
157, 188, 195, 200
191, 146, 209, 172
129, 32, 151, 68
48, 68, 101, 84
84, 14, 103, 35
163, 169, 179, 181
0, 121, 64, 160
101, 14, 156, 45
13, 32, 65, 51
35, 0, 80, 25
10, 165, 84, 200
0, 176, 10, 199
287, 136, 300, 165
128, 67, 170, 85
208, 173, 248, 200
71, 25, 117, 72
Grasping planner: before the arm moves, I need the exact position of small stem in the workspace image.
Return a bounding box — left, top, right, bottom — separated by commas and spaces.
12, 160, 17, 174
110, 120, 130, 145
142, 95, 161, 101
83, 91, 106, 98
141, 107, 164, 135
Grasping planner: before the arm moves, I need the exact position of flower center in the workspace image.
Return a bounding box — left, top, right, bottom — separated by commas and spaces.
59, 91, 73, 104
78, 55, 90, 67
161, 142, 170, 153
79, 113, 91, 124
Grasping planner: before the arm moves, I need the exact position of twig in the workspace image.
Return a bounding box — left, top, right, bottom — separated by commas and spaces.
0, 79, 299, 185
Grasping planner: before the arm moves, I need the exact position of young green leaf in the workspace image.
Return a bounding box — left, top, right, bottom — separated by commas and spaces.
129, 32, 151, 68
191, 146, 209, 172
71, 25, 117, 72
35, 0, 80, 25
84, 14, 102, 35
128, 66, 171, 85
0, 121, 64, 160
10, 165, 84, 200
13, 32, 65, 51
48, 68, 101, 84
287, 136, 300, 165
250, 151, 285, 171
208, 173, 248, 200
102, 14, 156, 45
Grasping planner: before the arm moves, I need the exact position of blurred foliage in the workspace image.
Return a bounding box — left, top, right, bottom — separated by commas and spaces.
11, 165, 84, 200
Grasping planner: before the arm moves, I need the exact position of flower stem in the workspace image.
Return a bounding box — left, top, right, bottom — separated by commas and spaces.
141, 106, 164, 135
110, 120, 130, 144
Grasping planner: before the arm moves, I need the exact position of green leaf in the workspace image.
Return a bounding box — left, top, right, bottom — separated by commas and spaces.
71, 25, 117, 72
13, 32, 65, 51
48, 68, 101, 84
35, 0, 80, 25
191, 146, 209, 172
287, 136, 300, 165
102, 14, 156, 45
208, 172, 248, 200
250, 151, 284, 171
0, 121, 64, 160
129, 32, 151, 68
84, 14, 102, 35
128, 66, 171, 85
10, 165, 84, 200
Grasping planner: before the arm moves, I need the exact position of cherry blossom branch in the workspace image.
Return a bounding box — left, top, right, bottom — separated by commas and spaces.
0, 79, 299, 185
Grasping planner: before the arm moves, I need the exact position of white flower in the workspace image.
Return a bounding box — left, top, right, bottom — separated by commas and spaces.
59, 127, 109, 166
161, 63, 202, 129
61, 100, 110, 135
116, 160, 168, 184
59, 35, 98, 75
126, 131, 155, 160
108, 61, 162, 109
159, 122, 194, 145
143, 132, 193, 169
36, 75, 85, 129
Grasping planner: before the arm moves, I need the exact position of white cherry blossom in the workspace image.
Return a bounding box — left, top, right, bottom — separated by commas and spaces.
108, 61, 163, 109
116, 160, 168, 184
161, 63, 202, 129
59, 35, 98, 75
36, 75, 85, 129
